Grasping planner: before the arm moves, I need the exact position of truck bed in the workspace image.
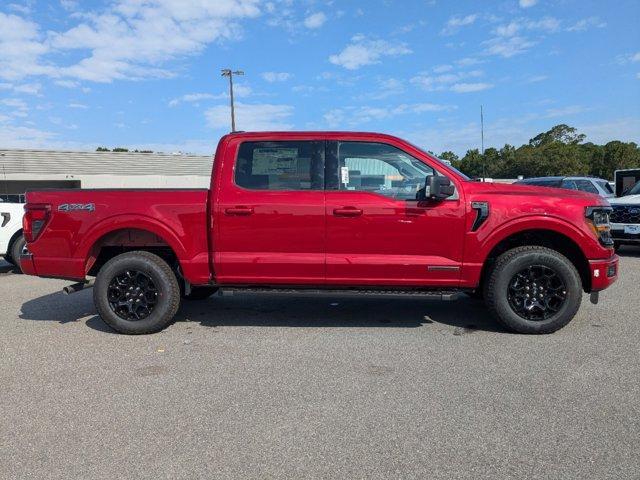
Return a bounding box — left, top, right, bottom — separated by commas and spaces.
23, 189, 211, 283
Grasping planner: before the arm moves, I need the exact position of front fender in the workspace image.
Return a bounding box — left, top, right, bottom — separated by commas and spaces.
478, 214, 596, 260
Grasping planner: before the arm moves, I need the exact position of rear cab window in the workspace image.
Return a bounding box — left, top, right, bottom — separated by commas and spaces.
235, 141, 324, 190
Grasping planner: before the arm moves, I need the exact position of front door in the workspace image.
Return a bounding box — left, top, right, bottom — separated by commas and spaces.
215, 139, 326, 285
325, 140, 466, 287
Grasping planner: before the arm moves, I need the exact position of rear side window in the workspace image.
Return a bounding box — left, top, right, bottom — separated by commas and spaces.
573, 179, 599, 194
235, 141, 324, 190
597, 180, 614, 194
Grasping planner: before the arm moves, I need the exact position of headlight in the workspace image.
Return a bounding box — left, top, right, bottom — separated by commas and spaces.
585, 206, 614, 247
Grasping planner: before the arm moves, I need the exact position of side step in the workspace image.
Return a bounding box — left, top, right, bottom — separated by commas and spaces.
218, 287, 465, 301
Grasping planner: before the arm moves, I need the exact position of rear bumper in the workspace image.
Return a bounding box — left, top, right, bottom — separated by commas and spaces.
20, 253, 36, 275
589, 255, 619, 292
20, 252, 85, 281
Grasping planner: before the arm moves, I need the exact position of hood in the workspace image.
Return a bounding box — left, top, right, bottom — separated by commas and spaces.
464, 181, 604, 201
609, 194, 640, 205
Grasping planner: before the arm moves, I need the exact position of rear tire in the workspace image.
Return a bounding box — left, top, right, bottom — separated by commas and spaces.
94, 251, 180, 334
183, 286, 218, 300
9, 234, 27, 273
484, 246, 582, 334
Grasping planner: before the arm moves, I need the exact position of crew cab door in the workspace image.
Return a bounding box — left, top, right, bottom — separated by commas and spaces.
214, 138, 326, 285
325, 140, 465, 286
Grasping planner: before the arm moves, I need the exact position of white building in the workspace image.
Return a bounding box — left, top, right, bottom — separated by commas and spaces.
0, 149, 213, 194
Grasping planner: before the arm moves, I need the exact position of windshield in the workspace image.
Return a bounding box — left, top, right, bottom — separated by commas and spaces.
625, 182, 640, 196
403, 140, 471, 180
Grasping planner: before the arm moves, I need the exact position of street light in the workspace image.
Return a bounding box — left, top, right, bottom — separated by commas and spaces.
221, 68, 244, 132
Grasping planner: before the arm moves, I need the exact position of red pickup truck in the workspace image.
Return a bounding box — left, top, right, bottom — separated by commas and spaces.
21, 132, 618, 334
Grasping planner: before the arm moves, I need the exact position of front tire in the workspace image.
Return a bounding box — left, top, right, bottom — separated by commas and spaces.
484, 246, 582, 334
94, 251, 180, 334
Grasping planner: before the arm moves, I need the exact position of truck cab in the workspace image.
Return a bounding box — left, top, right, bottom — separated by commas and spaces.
21, 132, 618, 335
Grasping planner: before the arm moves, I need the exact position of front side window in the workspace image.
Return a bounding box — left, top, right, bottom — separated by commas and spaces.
334, 142, 436, 200
235, 141, 324, 190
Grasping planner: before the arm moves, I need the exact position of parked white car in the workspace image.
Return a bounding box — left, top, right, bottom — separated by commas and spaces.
0, 200, 26, 271
609, 181, 640, 249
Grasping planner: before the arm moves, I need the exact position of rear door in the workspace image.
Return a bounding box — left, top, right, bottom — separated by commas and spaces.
324, 140, 466, 287
214, 138, 326, 285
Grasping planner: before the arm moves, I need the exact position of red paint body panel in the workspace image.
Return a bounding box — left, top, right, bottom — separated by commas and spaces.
23, 131, 618, 295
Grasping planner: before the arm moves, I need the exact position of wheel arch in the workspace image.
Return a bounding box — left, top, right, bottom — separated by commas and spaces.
80, 215, 187, 278
478, 226, 592, 293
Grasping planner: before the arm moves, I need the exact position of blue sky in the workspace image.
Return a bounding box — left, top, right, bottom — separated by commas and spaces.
0, 0, 638, 155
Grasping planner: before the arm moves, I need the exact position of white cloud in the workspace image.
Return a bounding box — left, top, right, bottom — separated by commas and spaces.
441, 14, 478, 35
303, 12, 327, 29
205, 103, 294, 131
168, 85, 251, 107
525, 75, 549, 83
433, 64, 453, 73
0, 1, 261, 83
450, 82, 493, 93
617, 52, 640, 65
329, 35, 411, 70
566, 17, 606, 32
323, 103, 455, 127
519, 0, 537, 8
0, 12, 52, 81
411, 66, 485, 92
483, 36, 536, 57
68, 103, 88, 109
261, 71, 292, 82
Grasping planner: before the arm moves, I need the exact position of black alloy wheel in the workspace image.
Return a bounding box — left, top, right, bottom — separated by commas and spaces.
507, 265, 567, 321
107, 270, 158, 320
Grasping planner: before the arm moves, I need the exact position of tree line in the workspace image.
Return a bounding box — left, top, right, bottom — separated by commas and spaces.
438, 125, 640, 180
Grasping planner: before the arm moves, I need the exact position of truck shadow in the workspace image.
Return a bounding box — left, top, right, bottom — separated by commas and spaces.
19, 290, 505, 333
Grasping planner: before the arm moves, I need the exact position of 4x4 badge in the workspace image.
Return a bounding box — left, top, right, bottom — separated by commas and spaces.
58, 203, 95, 212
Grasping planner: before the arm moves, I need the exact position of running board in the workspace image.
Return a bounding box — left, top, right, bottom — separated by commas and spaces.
218, 287, 465, 301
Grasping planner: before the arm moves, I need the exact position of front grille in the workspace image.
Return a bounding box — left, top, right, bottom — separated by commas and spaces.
610, 205, 640, 224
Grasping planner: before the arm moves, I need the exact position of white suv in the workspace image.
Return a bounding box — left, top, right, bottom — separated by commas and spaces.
0, 199, 26, 271
609, 182, 640, 249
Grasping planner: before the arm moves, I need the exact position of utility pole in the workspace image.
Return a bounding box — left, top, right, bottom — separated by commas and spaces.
221, 68, 244, 132
481, 105, 486, 181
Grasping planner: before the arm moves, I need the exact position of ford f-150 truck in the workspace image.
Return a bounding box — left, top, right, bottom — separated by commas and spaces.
21, 132, 618, 334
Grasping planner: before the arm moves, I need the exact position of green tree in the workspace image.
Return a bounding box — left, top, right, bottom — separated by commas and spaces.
96, 147, 110, 152
112, 147, 129, 152
529, 124, 586, 147
438, 151, 459, 164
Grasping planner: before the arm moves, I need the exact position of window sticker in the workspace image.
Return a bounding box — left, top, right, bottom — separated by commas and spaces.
340, 166, 350, 184
252, 148, 299, 175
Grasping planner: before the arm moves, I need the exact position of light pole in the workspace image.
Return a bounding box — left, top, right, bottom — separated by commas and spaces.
221, 68, 244, 132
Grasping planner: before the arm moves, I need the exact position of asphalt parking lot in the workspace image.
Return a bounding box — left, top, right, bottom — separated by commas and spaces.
1, 252, 639, 480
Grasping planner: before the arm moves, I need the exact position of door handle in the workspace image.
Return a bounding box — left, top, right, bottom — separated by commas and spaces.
225, 207, 254, 216
333, 207, 363, 217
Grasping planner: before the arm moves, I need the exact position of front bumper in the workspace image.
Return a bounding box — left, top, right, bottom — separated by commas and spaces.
611, 223, 640, 243
589, 254, 619, 292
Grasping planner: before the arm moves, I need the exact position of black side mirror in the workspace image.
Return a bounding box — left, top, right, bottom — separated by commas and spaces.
427, 175, 455, 201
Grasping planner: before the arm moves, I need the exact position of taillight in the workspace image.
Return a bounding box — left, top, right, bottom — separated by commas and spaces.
23, 203, 51, 243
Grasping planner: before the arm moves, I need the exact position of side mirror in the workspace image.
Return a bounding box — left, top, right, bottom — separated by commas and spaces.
427, 175, 455, 201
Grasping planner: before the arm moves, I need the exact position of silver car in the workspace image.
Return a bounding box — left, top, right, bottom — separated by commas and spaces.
514, 176, 614, 198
